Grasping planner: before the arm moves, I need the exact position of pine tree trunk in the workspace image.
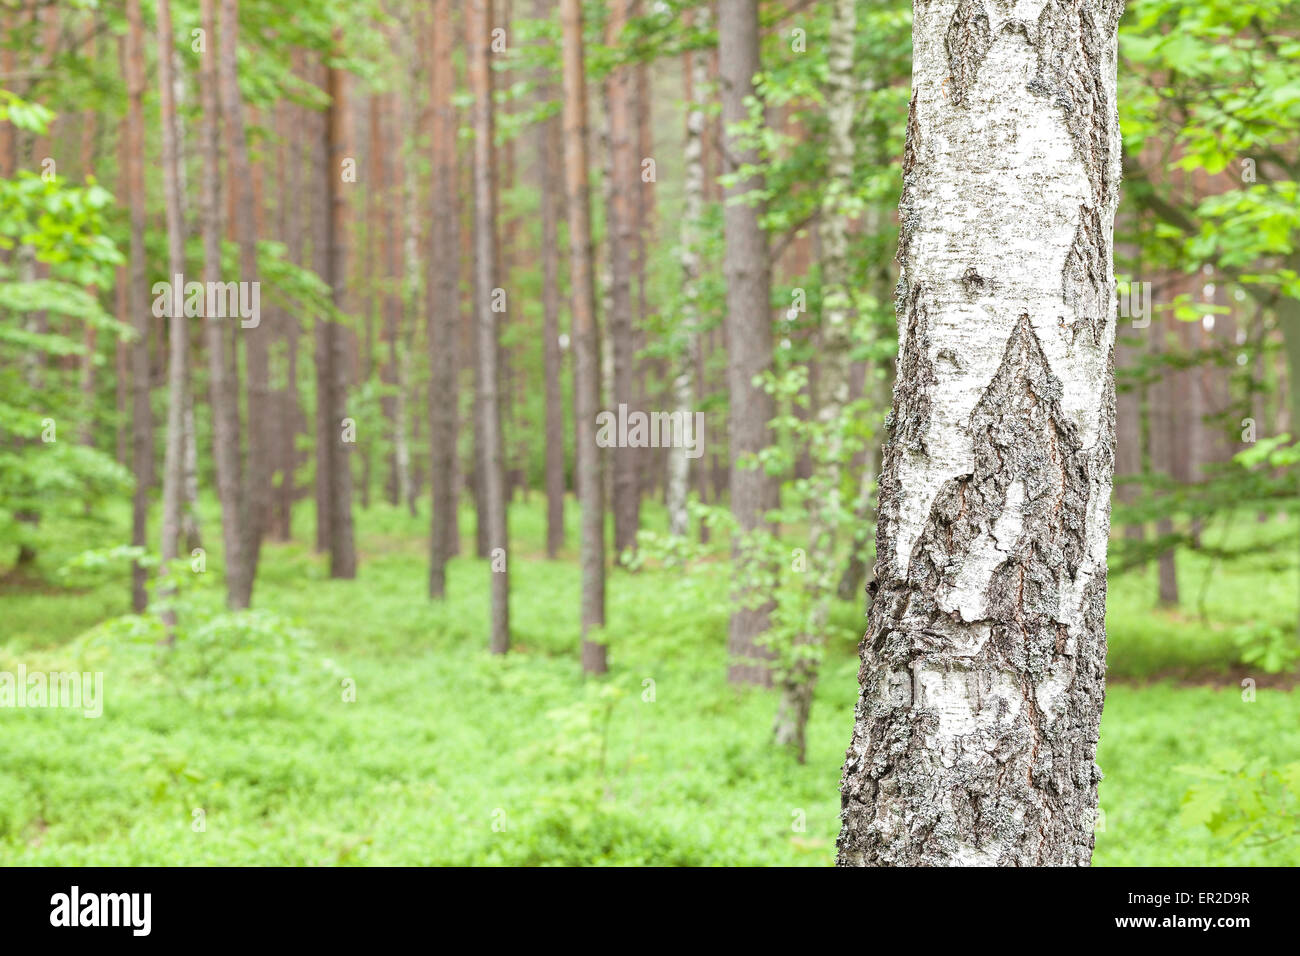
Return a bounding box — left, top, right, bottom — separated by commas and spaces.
274, 55, 306, 543
123, 0, 152, 613
157, 0, 188, 633
1114, 210, 1144, 547
560, 0, 607, 674
325, 34, 359, 579
1150, 312, 1179, 604
534, 0, 567, 560
718, 0, 778, 685
219, 0, 269, 607
428, 0, 460, 598
77, 15, 99, 451
633, 10, 656, 510
838, 0, 1124, 867
397, 30, 418, 518
468, 0, 511, 653
198, 0, 248, 610
604, 0, 640, 564
313, 54, 335, 556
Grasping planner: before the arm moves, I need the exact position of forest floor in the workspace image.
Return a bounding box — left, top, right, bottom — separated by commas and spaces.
1, 495, 1297, 865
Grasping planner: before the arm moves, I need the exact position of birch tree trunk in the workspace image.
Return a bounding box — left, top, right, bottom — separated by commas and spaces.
468, 0, 511, 654
667, 7, 709, 539
838, 0, 1124, 867
560, 0, 608, 674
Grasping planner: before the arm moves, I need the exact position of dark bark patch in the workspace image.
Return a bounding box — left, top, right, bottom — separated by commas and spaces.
902, 90, 922, 175
961, 265, 987, 296
1027, 0, 1114, 208
892, 285, 937, 456
1061, 203, 1109, 345
945, 0, 994, 106
839, 314, 1106, 866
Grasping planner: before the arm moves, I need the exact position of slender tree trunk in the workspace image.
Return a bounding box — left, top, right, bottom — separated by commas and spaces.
560, 0, 607, 674
219, 0, 269, 606
428, 0, 459, 598
633, 8, 658, 508
198, 0, 248, 610
115, 272, 127, 467
273, 53, 306, 543
363, 94, 382, 512
498, 0, 522, 504
78, 15, 99, 450
836, 458, 877, 601
838, 0, 1124, 867
837, 213, 892, 603
668, 8, 709, 539
379, 91, 400, 508
157, 0, 188, 634
1115, 210, 1144, 548
772, 0, 857, 761
314, 55, 335, 555
1150, 312, 1179, 605
718, 0, 778, 685
1174, 288, 1203, 547
396, 35, 418, 517
168, 43, 203, 553
468, 0, 510, 653
325, 33, 358, 578
123, 0, 152, 613
182, 389, 201, 551
603, 0, 641, 563
534, 0, 566, 560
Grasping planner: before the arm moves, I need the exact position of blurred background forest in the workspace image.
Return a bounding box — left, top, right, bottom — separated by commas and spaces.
1, 0, 1299, 865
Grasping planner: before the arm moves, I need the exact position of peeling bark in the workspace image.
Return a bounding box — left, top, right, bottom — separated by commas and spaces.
838, 0, 1123, 867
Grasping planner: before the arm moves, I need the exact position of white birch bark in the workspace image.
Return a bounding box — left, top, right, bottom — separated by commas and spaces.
667, 9, 710, 539
838, 0, 1124, 867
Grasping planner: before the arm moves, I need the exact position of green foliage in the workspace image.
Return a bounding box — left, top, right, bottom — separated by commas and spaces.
2, 496, 1298, 864
1231, 622, 1300, 674
1179, 751, 1300, 848
0, 160, 132, 568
